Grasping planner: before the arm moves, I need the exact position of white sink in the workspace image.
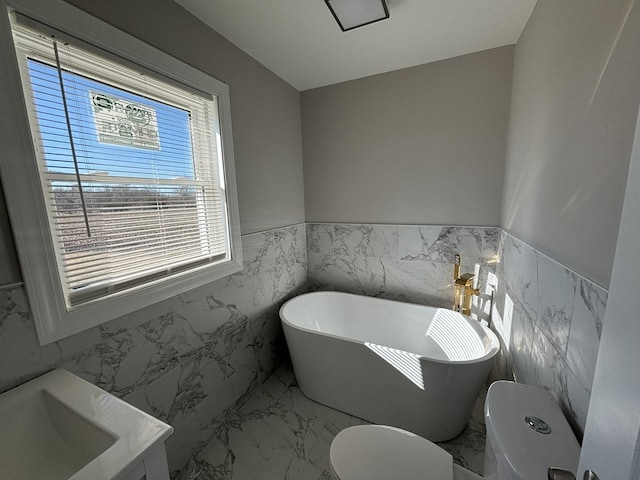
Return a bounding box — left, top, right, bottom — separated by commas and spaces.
0, 369, 173, 480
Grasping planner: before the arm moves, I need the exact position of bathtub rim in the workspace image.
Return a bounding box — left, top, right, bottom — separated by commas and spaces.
280, 291, 500, 366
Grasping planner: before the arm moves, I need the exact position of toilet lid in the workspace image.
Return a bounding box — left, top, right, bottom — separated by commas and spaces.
330, 425, 453, 480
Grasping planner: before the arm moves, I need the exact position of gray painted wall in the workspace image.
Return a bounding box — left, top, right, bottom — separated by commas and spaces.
302, 46, 514, 227
502, 0, 640, 289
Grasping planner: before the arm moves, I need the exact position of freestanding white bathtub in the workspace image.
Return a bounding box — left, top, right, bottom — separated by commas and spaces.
280, 291, 499, 441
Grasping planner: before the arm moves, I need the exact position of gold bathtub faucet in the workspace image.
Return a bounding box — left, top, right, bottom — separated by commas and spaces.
452, 254, 480, 316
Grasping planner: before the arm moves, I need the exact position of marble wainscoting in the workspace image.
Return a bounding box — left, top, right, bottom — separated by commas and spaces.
492, 230, 608, 437
307, 223, 500, 321
0, 223, 306, 475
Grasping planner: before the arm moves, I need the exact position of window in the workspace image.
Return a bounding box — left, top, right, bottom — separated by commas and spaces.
0, 0, 242, 344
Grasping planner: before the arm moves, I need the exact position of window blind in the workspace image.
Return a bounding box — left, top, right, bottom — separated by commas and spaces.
12, 21, 231, 307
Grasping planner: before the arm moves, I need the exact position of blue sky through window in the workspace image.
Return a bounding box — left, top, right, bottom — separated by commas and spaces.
27, 59, 195, 181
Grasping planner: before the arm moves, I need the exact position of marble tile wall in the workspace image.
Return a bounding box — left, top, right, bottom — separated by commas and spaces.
306, 223, 607, 439
492, 230, 608, 438
306, 223, 500, 321
0, 223, 306, 476
0, 220, 608, 476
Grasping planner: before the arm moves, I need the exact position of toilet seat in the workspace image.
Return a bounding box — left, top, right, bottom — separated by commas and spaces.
330, 425, 454, 480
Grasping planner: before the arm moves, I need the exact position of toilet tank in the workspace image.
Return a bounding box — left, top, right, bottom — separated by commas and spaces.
483, 381, 581, 480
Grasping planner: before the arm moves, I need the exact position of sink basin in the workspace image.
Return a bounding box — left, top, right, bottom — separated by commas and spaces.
0, 369, 173, 480
0, 389, 116, 478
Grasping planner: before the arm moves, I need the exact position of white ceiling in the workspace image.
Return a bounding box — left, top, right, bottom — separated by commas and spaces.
175, 0, 538, 91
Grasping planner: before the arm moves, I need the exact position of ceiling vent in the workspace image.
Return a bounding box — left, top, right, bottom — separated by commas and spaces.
325, 0, 390, 31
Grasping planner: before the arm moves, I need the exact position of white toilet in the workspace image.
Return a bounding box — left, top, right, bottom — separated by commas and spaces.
329, 381, 581, 480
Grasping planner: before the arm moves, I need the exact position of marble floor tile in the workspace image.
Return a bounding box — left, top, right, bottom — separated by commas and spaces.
177, 364, 487, 479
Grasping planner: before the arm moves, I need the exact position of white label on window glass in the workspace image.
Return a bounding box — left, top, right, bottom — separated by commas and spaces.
90, 91, 160, 150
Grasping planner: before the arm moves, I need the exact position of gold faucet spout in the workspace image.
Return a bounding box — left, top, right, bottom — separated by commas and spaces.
455, 272, 476, 287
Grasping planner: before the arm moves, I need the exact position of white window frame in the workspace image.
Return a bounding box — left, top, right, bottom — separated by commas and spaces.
0, 0, 242, 345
